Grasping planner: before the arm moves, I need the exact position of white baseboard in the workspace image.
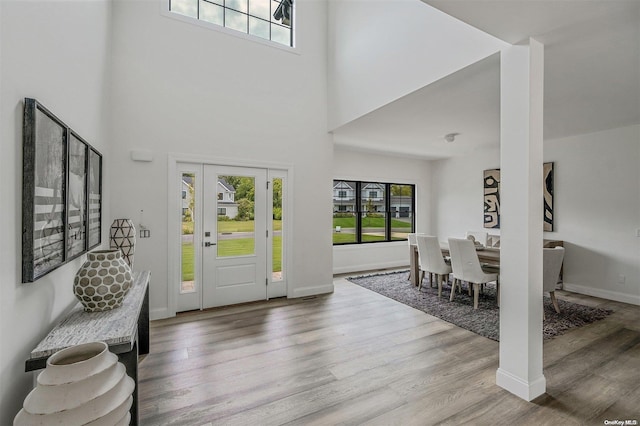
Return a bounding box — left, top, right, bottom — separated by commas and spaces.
563, 283, 640, 306
150, 307, 173, 321
333, 261, 408, 275
496, 368, 546, 401
150, 285, 335, 320
291, 284, 334, 298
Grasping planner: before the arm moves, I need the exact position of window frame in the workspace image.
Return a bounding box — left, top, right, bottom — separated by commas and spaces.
162, 0, 297, 51
333, 180, 415, 246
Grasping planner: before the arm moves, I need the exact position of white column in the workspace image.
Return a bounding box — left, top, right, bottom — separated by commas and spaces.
496, 38, 545, 401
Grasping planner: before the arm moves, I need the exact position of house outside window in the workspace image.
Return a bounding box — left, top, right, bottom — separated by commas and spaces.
168, 0, 294, 47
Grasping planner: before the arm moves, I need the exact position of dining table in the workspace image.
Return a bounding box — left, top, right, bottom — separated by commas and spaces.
409, 242, 500, 287
409, 239, 563, 287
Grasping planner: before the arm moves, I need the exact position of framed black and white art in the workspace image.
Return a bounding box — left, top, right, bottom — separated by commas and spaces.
22, 98, 103, 282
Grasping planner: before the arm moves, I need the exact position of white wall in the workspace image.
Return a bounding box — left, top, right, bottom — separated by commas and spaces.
544, 125, 640, 304
109, 0, 333, 319
0, 1, 112, 421
333, 147, 432, 273
327, 0, 507, 130
431, 146, 500, 240
432, 125, 640, 305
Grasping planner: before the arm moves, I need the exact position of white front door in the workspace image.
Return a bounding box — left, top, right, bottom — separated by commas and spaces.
202, 165, 268, 308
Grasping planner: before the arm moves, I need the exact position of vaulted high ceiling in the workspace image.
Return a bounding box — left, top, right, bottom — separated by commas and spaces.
332, 0, 640, 159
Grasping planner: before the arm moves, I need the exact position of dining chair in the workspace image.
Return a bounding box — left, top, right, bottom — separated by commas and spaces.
465, 231, 488, 247
448, 238, 499, 309
543, 246, 565, 315
407, 233, 426, 284
416, 235, 452, 296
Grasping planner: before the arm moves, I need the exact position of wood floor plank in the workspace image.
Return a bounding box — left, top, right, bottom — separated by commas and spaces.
139, 275, 640, 425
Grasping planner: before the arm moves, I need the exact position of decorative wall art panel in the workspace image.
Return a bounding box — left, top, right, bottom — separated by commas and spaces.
87, 148, 102, 250
22, 98, 103, 282
66, 132, 88, 260
483, 169, 500, 229
543, 162, 554, 231
482, 163, 554, 231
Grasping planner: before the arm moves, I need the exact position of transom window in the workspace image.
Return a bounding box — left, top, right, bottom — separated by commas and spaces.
169, 0, 293, 47
333, 180, 415, 245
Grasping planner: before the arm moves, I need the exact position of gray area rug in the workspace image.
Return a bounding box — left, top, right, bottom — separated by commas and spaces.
347, 270, 612, 341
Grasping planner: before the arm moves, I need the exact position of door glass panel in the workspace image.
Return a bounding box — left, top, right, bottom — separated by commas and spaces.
217, 175, 255, 257
272, 177, 283, 281
181, 172, 196, 293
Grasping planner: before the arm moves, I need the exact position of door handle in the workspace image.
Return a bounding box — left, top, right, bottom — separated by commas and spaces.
204, 242, 217, 247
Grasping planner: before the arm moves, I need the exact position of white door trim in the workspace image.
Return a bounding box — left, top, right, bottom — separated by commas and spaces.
167, 153, 294, 318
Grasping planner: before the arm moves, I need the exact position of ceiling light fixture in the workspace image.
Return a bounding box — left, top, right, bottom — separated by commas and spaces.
444, 133, 459, 143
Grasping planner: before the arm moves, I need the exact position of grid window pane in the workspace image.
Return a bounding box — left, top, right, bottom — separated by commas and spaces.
226, 0, 248, 13
272, 0, 289, 25
200, 1, 224, 25
360, 183, 386, 242
169, 0, 292, 47
271, 23, 290, 45
333, 180, 357, 244
390, 184, 414, 240
333, 180, 415, 245
225, 8, 248, 33
171, 0, 198, 18
249, 0, 271, 20
249, 17, 270, 40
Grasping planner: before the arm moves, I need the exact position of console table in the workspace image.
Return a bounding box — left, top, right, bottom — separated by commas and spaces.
25, 270, 150, 425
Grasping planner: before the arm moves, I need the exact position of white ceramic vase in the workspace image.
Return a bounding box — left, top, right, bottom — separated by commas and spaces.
14, 341, 134, 426
74, 250, 133, 312
109, 219, 136, 268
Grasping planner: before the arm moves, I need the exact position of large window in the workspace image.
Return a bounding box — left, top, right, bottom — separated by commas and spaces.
333, 180, 415, 245
169, 0, 293, 47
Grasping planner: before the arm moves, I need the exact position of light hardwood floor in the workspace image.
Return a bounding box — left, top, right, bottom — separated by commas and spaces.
139, 275, 640, 425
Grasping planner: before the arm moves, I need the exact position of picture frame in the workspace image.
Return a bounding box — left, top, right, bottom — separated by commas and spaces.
87, 147, 103, 250
22, 99, 68, 282
66, 131, 88, 260
483, 162, 554, 231
22, 98, 103, 282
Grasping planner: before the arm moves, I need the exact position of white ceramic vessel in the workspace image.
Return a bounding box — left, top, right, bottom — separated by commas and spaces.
14, 341, 134, 426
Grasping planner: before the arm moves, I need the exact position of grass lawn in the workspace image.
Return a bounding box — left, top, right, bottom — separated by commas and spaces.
181, 236, 282, 282
182, 242, 194, 281
332, 233, 387, 244
182, 220, 282, 235
333, 217, 411, 228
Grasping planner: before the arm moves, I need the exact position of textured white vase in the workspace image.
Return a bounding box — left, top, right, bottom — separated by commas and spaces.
14, 341, 134, 426
109, 219, 136, 268
74, 250, 133, 312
